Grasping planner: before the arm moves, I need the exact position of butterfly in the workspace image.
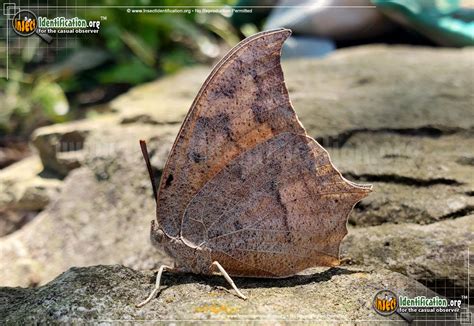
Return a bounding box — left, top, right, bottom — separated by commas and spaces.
137, 28, 371, 307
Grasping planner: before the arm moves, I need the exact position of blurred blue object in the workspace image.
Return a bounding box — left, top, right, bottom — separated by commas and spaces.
281, 36, 335, 59
372, 0, 474, 46
264, 0, 394, 41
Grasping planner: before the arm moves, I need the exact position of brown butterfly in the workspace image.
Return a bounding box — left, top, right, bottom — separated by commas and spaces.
137, 28, 371, 307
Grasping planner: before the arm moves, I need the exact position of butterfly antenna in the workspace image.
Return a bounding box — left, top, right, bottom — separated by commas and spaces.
139, 140, 158, 203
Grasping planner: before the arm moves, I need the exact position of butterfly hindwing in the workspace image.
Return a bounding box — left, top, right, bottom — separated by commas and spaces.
181, 133, 371, 277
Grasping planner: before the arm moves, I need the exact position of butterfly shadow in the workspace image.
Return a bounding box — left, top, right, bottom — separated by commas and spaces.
153, 266, 366, 294
230, 266, 367, 290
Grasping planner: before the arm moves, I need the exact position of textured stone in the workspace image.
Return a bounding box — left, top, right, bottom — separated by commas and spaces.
330, 132, 474, 226
342, 215, 474, 299
112, 46, 474, 140
0, 265, 452, 324
0, 156, 62, 236
0, 124, 177, 287
31, 118, 114, 177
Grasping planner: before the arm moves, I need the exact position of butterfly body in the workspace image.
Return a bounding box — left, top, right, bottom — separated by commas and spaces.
151, 220, 212, 275
139, 29, 371, 305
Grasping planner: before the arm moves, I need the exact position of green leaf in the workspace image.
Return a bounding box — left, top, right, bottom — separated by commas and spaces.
121, 30, 156, 66
97, 58, 157, 84
31, 81, 69, 120
162, 48, 195, 75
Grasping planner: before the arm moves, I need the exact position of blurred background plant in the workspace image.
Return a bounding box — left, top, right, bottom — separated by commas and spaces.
0, 0, 240, 166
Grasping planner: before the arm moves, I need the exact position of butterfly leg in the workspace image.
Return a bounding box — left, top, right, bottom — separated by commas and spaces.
136, 264, 173, 307
210, 261, 247, 300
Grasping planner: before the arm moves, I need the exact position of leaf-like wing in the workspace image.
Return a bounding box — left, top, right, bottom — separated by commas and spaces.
181, 133, 371, 277
156, 29, 305, 237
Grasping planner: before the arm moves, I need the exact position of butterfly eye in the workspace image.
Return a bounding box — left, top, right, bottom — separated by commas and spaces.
151, 228, 165, 245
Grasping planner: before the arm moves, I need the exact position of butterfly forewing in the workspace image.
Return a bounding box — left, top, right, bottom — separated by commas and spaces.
156, 29, 305, 237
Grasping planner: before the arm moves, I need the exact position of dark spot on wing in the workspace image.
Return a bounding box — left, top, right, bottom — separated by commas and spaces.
216, 80, 238, 98
189, 151, 207, 163
165, 174, 174, 187
251, 103, 266, 124
233, 220, 242, 230
195, 113, 232, 136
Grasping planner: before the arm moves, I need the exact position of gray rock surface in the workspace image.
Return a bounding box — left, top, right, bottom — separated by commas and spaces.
113, 46, 474, 139
0, 156, 62, 236
331, 132, 474, 226
0, 46, 472, 320
0, 122, 176, 287
0, 264, 453, 324
111, 45, 474, 228
31, 120, 94, 177
342, 215, 474, 298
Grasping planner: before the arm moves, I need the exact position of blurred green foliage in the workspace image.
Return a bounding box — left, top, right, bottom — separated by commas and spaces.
0, 0, 241, 137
